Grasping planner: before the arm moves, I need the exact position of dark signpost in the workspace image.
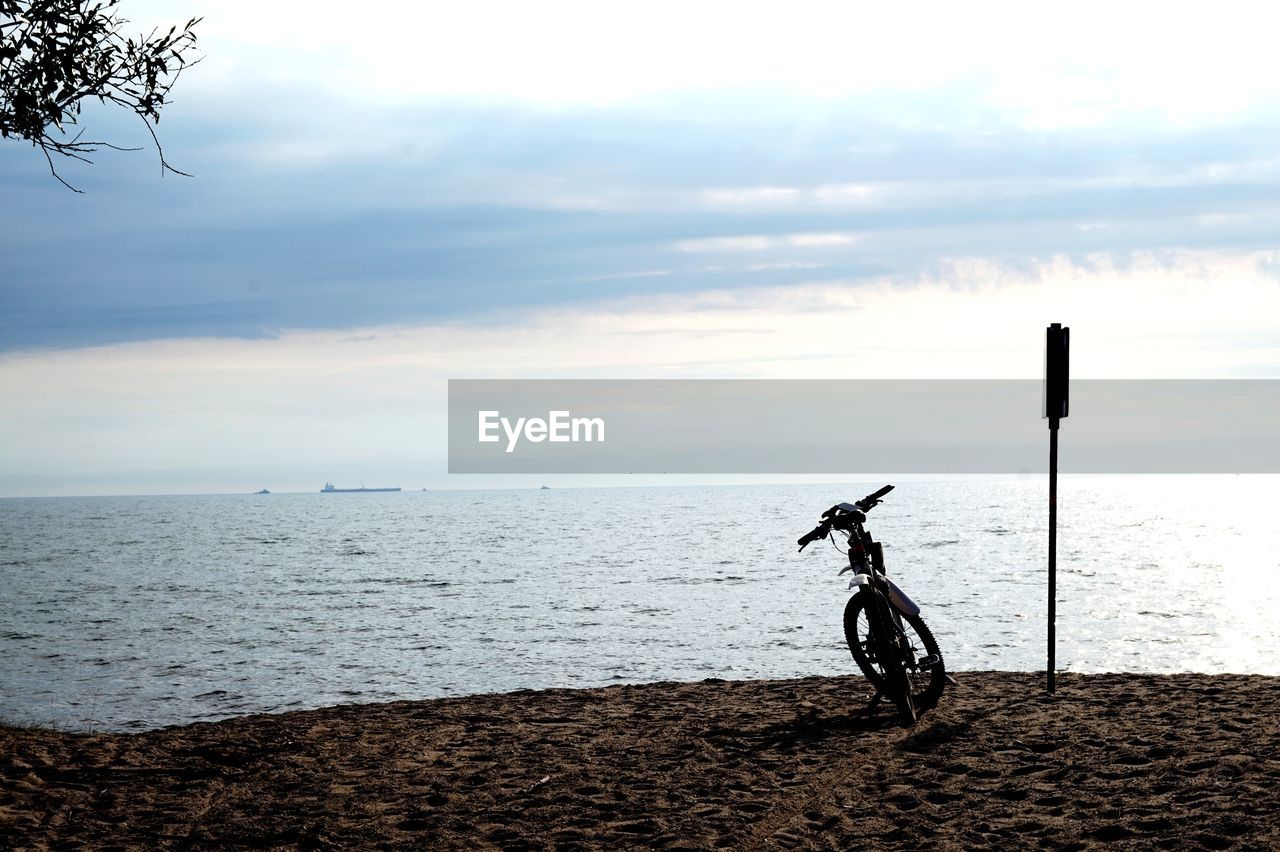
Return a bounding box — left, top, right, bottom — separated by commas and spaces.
1044, 323, 1069, 693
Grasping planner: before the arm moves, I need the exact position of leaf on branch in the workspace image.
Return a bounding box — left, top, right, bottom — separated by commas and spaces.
1, 0, 201, 189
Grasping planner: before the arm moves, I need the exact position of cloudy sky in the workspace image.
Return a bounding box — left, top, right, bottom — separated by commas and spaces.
3, 1, 1280, 495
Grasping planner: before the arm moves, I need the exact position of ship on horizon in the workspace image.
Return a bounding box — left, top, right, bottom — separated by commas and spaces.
321, 482, 401, 493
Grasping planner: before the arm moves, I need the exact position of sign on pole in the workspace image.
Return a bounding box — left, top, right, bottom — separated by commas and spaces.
1044, 323, 1069, 693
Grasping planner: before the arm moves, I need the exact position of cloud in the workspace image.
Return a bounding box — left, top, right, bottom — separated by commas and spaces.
702, 187, 803, 206
675, 236, 774, 253
5, 250, 1280, 494
122, 0, 1280, 131
5, 20, 1280, 357
676, 232, 860, 253
7, 94, 1280, 353
8, 1, 1280, 497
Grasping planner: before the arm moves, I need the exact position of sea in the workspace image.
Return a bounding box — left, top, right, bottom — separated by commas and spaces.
2, 478, 1277, 732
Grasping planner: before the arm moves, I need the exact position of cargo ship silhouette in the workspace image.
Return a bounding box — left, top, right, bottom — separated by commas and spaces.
320, 482, 401, 493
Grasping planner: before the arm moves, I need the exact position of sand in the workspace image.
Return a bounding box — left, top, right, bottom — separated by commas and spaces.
1, 672, 1277, 850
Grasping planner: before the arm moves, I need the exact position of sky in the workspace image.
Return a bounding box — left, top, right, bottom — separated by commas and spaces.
3, 1, 1280, 495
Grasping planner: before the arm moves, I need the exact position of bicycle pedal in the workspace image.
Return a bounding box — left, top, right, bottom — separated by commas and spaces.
918, 654, 941, 670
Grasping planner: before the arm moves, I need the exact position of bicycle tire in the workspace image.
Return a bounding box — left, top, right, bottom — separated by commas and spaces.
843, 590, 946, 712
873, 605, 917, 725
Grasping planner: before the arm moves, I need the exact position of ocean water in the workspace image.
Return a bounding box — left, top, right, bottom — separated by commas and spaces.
2, 478, 1277, 731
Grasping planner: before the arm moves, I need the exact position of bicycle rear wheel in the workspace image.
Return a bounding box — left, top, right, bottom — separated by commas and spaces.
843, 590, 946, 712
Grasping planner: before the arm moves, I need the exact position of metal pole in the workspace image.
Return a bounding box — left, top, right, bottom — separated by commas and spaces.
1048, 418, 1058, 693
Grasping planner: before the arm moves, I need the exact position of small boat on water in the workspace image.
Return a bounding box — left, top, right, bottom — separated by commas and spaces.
255, 488, 270, 495
321, 482, 401, 493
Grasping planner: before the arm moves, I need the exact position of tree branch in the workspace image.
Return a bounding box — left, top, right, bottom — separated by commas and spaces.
1, 1, 201, 189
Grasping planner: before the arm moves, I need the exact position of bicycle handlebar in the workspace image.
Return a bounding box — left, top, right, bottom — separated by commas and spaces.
864, 484, 895, 503
796, 525, 828, 551
797, 484, 894, 552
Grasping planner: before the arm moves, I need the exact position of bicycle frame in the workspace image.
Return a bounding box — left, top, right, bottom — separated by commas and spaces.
839, 522, 919, 617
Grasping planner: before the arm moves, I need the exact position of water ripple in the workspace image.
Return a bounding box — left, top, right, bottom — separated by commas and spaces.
1, 479, 1277, 731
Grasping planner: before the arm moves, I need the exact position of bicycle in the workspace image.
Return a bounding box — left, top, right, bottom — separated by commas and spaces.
797, 485, 947, 725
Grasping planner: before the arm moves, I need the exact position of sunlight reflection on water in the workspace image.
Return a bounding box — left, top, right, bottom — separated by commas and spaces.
1, 476, 1276, 730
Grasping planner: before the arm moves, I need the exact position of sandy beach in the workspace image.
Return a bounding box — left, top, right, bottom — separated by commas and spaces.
1, 671, 1276, 849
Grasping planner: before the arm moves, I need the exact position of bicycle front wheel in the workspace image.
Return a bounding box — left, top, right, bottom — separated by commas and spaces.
843, 590, 946, 711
